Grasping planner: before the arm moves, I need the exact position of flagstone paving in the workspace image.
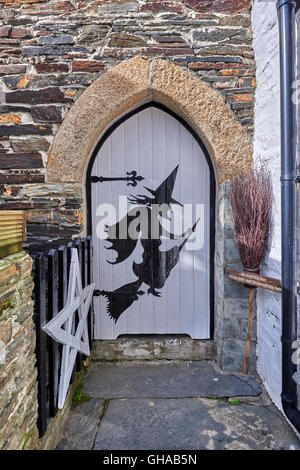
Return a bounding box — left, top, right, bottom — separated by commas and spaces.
56, 361, 300, 450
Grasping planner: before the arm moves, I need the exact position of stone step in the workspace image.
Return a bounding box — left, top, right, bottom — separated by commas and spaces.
82, 360, 261, 400
91, 336, 216, 361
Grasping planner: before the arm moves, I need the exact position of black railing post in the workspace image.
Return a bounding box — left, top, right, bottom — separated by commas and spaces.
57, 244, 67, 400
66, 241, 76, 384
33, 253, 48, 437
87, 235, 94, 346
74, 238, 83, 371
58, 245, 67, 311
47, 248, 59, 416
81, 237, 87, 289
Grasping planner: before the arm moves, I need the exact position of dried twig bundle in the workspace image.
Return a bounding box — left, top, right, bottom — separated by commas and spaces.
229, 163, 273, 272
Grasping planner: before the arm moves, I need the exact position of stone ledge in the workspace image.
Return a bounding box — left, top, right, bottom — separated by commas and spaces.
91, 337, 216, 361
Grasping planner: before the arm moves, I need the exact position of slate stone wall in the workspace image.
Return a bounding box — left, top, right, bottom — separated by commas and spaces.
0, 251, 38, 450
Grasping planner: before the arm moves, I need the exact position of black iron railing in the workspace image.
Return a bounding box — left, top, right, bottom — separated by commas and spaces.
31, 236, 93, 437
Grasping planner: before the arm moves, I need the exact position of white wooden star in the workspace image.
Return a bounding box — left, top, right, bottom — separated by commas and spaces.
43, 248, 95, 409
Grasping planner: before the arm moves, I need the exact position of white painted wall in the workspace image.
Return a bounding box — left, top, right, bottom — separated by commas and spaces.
252, 0, 282, 409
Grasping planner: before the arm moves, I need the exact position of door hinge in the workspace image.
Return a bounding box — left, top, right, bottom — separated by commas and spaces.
90, 171, 144, 187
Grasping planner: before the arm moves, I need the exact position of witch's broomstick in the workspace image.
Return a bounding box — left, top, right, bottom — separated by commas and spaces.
243, 286, 255, 374
179, 218, 201, 252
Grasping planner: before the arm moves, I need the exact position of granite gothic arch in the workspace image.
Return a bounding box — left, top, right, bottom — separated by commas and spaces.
46, 56, 253, 185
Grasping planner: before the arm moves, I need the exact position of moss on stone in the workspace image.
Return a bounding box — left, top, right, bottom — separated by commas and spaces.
21, 430, 36, 450
0, 296, 15, 317
229, 398, 242, 406
72, 382, 91, 407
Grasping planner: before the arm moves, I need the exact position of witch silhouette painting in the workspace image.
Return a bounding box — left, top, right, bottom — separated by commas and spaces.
99, 165, 199, 323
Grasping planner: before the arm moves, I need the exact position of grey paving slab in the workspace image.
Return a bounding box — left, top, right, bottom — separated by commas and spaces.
94, 398, 300, 451
82, 361, 261, 399
56, 398, 104, 450
55, 362, 300, 451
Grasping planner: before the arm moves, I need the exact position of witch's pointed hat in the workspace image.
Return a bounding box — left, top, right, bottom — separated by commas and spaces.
144, 165, 182, 206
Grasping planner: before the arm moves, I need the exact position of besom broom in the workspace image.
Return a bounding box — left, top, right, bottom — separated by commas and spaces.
229, 163, 273, 373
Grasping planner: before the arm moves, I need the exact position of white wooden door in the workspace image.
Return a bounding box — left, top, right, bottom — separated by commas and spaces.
91, 106, 212, 339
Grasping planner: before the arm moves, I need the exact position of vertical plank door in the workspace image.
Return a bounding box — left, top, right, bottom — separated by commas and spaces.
91, 106, 212, 339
